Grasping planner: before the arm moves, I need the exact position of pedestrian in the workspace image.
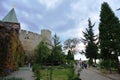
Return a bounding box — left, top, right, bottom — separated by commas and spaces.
84, 63, 87, 69
82, 61, 84, 69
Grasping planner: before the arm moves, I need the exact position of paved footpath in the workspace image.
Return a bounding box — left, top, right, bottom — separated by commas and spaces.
90, 68, 120, 80
80, 69, 112, 80
80, 68, 120, 80
6, 67, 34, 80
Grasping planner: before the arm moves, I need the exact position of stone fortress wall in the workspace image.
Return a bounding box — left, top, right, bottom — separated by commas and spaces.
1, 7, 52, 57
19, 29, 52, 56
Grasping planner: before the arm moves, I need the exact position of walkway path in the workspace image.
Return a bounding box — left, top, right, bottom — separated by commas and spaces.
80, 69, 111, 80
90, 68, 120, 80
6, 67, 34, 80
80, 68, 120, 80
74, 63, 120, 80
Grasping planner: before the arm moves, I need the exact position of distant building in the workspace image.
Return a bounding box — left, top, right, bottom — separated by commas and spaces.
2, 8, 52, 57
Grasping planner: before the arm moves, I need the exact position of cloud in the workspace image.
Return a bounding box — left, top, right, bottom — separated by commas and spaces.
68, 0, 102, 20
74, 53, 87, 60
37, 0, 63, 10
57, 25, 84, 43
21, 23, 29, 30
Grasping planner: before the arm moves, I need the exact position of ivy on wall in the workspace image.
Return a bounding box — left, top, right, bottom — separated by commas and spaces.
0, 23, 25, 76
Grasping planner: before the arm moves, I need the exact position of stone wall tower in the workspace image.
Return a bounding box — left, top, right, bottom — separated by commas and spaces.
41, 29, 52, 48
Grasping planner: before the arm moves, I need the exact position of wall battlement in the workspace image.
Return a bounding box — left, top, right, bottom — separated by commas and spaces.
19, 29, 52, 56
19, 30, 41, 41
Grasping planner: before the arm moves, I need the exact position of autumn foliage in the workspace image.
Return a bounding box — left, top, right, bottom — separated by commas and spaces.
0, 21, 25, 76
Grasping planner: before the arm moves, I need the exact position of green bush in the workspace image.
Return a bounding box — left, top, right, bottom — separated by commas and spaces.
67, 64, 81, 80
32, 64, 40, 72
32, 64, 41, 80
71, 76, 81, 80
5, 77, 23, 80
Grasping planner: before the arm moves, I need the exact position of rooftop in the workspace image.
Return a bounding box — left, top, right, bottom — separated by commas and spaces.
2, 8, 18, 23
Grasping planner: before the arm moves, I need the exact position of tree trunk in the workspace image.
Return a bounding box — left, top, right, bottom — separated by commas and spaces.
94, 59, 96, 64
114, 52, 120, 74
89, 58, 93, 67
116, 57, 120, 74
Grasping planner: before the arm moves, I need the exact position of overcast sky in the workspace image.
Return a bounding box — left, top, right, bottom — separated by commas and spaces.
0, 0, 120, 60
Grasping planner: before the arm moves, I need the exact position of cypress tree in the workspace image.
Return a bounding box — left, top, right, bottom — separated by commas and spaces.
99, 2, 120, 73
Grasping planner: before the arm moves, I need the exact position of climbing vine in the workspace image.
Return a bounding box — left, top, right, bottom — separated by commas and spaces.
0, 23, 25, 76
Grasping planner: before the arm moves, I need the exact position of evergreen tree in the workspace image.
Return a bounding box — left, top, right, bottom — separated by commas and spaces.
99, 2, 120, 73
66, 50, 74, 64
34, 41, 50, 65
50, 34, 65, 65
81, 18, 98, 65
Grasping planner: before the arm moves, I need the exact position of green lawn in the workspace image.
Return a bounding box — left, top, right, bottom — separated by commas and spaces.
40, 68, 70, 80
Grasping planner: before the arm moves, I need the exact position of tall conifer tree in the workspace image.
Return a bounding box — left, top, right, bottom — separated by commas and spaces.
51, 34, 63, 65
82, 18, 98, 65
99, 2, 120, 73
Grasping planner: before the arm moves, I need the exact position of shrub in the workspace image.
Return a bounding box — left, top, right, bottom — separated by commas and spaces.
32, 64, 41, 80
67, 64, 81, 80
4, 77, 23, 80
